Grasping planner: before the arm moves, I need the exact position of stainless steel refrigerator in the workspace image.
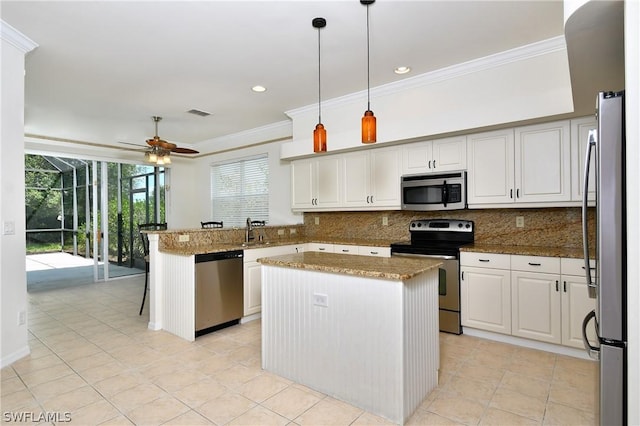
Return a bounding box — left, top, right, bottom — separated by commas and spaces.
582, 90, 627, 425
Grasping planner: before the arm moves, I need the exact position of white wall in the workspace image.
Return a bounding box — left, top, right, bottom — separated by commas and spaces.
282, 37, 573, 159
192, 139, 302, 228
1, 22, 37, 368
624, 1, 639, 423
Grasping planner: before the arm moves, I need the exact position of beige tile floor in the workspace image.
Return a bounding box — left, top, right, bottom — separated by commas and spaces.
1, 275, 596, 425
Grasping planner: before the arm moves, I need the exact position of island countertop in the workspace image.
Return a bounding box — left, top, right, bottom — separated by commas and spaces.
257, 251, 441, 281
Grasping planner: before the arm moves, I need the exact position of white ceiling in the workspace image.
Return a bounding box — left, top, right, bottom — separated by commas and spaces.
2, 0, 565, 154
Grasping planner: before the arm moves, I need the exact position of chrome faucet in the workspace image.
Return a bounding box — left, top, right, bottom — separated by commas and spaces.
245, 217, 254, 243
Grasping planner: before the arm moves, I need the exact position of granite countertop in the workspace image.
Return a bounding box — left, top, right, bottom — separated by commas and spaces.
257, 251, 441, 281
159, 238, 396, 256
159, 240, 308, 256
461, 244, 585, 259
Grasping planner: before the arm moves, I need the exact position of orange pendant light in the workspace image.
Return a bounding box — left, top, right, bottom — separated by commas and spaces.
361, 0, 376, 144
312, 17, 327, 153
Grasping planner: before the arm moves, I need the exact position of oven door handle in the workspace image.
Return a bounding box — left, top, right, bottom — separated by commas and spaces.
392, 253, 456, 260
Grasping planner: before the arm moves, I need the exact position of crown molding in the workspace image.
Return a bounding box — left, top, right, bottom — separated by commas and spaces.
1, 20, 38, 53
286, 36, 567, 118
197, 120, 292, 150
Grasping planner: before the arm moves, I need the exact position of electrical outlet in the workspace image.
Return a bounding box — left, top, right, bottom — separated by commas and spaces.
313, 293, 328, 307
382, 216, 389, 226
3, 221, 15, 235
178, 234, 190, 242
314, 216, 320, 225
516, 216, 525, 228
289, 228, 297, 235
277, 229, 285, 236
18, 310, 26, 326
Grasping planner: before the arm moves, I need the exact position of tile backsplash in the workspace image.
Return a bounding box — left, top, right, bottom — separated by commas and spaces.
303, 208, 595, 248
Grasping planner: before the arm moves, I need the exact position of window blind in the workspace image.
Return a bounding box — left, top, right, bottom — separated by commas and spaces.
210, 154, 269, 228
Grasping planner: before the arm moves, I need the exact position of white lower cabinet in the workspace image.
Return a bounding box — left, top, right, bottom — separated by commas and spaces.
511, 270, 562, 344
462, 252, 596, 349
243, 244, 305, 316
460, 253, 512, 335
561, 258, 597, 349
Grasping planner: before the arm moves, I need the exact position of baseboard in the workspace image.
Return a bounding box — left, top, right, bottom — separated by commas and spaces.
240, 313, 261, 324
1, 345, 30, 369
462, 327, 593, 360
147, 321, 162, 331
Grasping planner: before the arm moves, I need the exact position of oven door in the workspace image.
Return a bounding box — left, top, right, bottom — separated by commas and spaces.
392, 253, 461, 334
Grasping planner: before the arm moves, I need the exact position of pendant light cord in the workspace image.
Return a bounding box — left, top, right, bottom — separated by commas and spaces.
318, 26, 322, 124
366, 3, 371, 111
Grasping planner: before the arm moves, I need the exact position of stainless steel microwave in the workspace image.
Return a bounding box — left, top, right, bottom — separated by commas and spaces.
401, 171, 467, 211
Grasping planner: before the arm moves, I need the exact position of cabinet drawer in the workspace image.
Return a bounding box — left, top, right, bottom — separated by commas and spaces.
561, 257, 595, 276
334, 244, 358, 255
307, 243, 335, 253
460, 252, 510, 269
357, 246, 391, 257
511, 255, 560, 274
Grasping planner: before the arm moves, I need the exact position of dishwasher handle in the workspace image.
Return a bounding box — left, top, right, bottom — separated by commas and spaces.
195, 250, 244, 263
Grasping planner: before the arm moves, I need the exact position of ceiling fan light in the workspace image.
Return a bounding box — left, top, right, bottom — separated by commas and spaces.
163, 154, 171, 165
148, 152, 158, 163
156, 156, 165, 165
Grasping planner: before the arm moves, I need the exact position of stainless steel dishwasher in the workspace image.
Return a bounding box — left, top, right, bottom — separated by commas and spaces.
195, 250, 244, 337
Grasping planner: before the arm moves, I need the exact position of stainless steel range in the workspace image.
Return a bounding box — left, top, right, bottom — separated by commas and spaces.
390, 219, 474, 334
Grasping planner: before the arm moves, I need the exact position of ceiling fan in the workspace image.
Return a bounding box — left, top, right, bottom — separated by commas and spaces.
143, 116, 199, 165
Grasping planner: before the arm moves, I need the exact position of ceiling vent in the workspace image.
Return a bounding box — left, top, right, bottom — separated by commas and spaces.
187, 109, 212, 117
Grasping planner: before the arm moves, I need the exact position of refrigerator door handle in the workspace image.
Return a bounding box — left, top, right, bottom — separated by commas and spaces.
582, 309, 600, 360
582, 129, 597, 299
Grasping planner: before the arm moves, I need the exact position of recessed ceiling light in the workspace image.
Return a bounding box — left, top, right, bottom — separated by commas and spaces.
252, 85, 267, 93
394, 66, 411, 75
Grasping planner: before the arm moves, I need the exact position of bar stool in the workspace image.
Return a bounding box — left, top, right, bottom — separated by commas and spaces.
138, 222, 167, 315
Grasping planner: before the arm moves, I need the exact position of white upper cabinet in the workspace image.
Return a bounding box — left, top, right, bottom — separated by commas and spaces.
291, 156, 342, 211
343, 146, 401, 209
401, 136, 466, 175
466, 129, 515, 205
514, 121, 571, 203
467, 120, 571, 206
369, 147, 402, 207
292, 146, 400, 211
570, 116, 597, 203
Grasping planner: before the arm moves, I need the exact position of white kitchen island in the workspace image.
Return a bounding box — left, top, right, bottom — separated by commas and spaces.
258, 252, 442, 425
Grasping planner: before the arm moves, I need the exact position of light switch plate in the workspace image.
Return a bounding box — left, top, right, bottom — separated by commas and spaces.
516, 216, 524, 228
178, 234, 190, 242
3, 221, 15, 235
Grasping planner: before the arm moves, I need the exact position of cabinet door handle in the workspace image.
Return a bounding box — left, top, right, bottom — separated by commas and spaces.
510, 189, 513, 199
370, 251, 378, 255
555, 280, 559, 292
428, 160, 432, 169
342, 249, 349, 253
461, 271, 464, 280
433, 160, 436, 169
318, 247, 325, 251
367, 195, 371, 203
528, 262, 541, 266
479, 259, 490, 263
517, 188, 520, 198
563, 281, 567, 292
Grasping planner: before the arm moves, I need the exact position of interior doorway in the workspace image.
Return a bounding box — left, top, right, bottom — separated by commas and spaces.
25, 154, 165, 291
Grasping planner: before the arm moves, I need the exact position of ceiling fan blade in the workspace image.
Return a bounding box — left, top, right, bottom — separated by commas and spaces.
172, 147, 199, 154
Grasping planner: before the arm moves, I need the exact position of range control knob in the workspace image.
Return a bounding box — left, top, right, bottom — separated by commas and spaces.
458, 223, 463, 228
466, 223, 471, 228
